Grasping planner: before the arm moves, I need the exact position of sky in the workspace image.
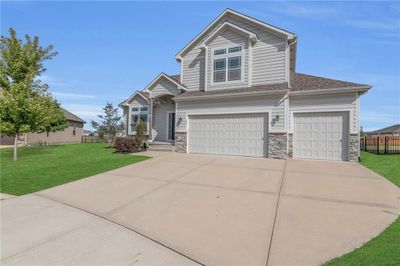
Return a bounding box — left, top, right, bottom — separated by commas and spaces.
1, 1, 399, 131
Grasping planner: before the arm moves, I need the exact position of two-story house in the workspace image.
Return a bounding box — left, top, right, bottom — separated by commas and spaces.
120, 9, 371, 161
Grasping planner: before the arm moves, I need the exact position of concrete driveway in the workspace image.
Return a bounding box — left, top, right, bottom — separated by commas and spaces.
2, 152, 399, 265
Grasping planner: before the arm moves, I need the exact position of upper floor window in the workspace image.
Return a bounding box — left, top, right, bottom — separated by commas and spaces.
213, 45, 242, 83
131, 106, 148, 132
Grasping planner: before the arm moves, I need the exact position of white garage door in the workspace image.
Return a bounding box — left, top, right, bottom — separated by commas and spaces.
294, 112, 348, 161
188, 113, 267, 157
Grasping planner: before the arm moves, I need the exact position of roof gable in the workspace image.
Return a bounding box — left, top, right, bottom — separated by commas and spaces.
120, 91, 149, 107
176, 8, 295, 60
143, 73, 186, 92
200, 21, 258, 47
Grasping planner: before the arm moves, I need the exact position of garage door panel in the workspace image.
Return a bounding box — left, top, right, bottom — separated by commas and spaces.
188, 113, 267, 157
294, 112, 348, 161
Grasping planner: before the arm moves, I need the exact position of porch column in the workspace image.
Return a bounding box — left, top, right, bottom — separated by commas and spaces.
149, 98, 153, 141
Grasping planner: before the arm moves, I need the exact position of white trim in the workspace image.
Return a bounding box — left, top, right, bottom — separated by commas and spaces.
285, 39, 290, 86
210, 43, 245, 86
120, 91, 149, 107
291, 111, 350, 161
175, 9, 295, 60
143, 73, 187, 93
289, 108, 354, 134
200, 21, 257, 47
248, 38, 253, 86
174, 89, 288, 102
204, 46, 208, 91
186, 111, 270, 157
180, 59, 184, 85
288, 86, 371, 96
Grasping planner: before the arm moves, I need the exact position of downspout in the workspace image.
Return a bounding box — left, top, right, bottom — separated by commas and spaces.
287, 37, 297, 89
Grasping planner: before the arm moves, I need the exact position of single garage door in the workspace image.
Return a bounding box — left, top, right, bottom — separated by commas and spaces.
294, 112, 348, 161
188, 113, 267, 157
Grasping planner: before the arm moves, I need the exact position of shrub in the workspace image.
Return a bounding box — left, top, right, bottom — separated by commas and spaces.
135, 121, 146, 148
115, 137, 139, 153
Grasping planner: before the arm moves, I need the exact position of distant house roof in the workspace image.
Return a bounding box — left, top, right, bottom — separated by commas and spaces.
369, 124, 400, 134
61, 108, 86, 123
174, 73, 370, 100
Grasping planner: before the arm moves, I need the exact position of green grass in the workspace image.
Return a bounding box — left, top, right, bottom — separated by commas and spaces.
326, 152, 400, 266
0, 143, 149, 195
359, 151, 400, 187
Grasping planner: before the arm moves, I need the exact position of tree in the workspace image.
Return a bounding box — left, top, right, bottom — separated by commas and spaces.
91, 102, 123, 147
37, 96, 67, 144
135, 120, 146, 149
0, 28, 58, 161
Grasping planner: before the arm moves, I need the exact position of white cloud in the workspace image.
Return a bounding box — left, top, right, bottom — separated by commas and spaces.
62, 104, 103, 118
39, 74, 69, 87
52, 92, 97, 99
346, 19, 400, 32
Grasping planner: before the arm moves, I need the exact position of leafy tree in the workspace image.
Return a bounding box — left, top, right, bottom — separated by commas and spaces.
37, 96, 67, 144
0, 28, 58, 161
135, 120, 146, 149
91, 102, 123, 147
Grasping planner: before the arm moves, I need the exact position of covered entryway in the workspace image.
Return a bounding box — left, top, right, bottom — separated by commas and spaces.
188, 113, 267, 157
293, 112, 349, 161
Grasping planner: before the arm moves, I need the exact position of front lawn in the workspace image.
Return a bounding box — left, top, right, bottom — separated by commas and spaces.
0, 143, 149, 195
326, 152, 400, 266
359, 151, 400, 187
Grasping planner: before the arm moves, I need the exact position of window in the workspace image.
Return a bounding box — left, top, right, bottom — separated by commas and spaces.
228, 56, 241, 81
72, 125, 76, 136
130, 105, 148, 132
228, 46, 241, 53
213, 59, 226, 83
213, 45, 242, 83
214, 48, 226, 55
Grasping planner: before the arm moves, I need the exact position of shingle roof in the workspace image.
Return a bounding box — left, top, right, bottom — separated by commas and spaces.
174, 73, 370, 99
291, 73, 369, 92
174, 83, 288, 99
370, 124, 400, 134
169, 74, 181, 82
61, 108, 86, 123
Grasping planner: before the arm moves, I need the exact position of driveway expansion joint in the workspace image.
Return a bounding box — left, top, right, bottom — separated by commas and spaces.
265, 159, 287, 266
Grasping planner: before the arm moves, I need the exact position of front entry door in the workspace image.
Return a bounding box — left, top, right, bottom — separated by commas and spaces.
168, 112, 175, 141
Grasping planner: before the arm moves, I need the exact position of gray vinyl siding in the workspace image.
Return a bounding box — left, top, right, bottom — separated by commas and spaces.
180, 14, 288, 91
289, 92, 358, 134
150, 78, 180, 98
182, 49, 205, 91
206, 29, 249, 90
152, 98, 175, 142
176, 94, 286, 133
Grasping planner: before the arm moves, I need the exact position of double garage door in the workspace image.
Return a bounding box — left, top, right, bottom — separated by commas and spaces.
293, 112, 349, 161
188, 113, 267, 157
187, 112, 349, 160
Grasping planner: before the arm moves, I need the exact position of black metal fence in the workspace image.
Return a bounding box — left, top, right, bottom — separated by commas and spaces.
360, 136, 400, 155
81, 135, 106, 143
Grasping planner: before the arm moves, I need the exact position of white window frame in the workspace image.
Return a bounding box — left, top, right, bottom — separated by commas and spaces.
211, 44, 245, 86
128, 105, 149, 135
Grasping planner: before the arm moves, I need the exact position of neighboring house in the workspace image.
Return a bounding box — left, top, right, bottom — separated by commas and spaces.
25, 108, 85, 144
120, 9, 371, 161
367, 124, 400, 137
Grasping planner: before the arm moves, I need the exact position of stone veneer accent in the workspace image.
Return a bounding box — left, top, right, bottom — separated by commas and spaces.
175, 132, 187, 153
268, 133, 288, 159
348, 134, 359, 162
288, 133, 293, 157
